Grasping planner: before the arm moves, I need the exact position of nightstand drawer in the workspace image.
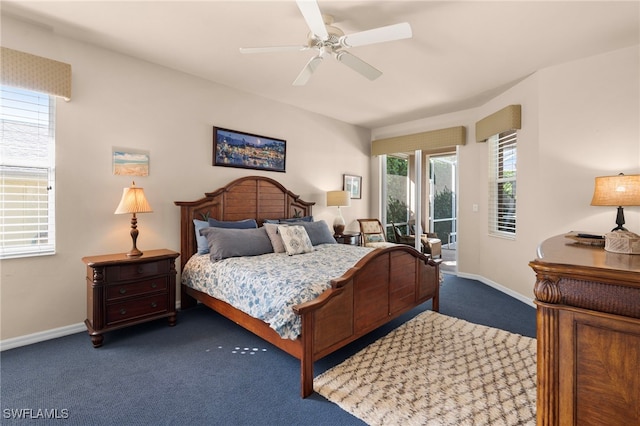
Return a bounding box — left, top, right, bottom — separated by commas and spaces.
106, 277, 168, 301
110, 260, 169, 281
106, 295, 168, 325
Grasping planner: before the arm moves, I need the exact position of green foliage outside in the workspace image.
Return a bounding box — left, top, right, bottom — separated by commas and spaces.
386, 157, 407, 176
433, 186, 454, 241
386, 157, 409, 241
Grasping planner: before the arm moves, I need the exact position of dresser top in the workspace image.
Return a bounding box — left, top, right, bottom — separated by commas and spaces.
535, 234, 640, 274
82, 249, 179, 267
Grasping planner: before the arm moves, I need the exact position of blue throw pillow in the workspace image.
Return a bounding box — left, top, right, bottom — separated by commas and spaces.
200, 227, 273, 260
278, 216, 313, 223
208, 218, 258, 229
193, 219, 210, 254
264, 216, 314, 224
280, 220, 336, 246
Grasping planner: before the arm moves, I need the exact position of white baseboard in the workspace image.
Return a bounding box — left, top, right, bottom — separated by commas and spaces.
0, 300, 184, 351
455, 271, 536, 308
0, 322, 86, 352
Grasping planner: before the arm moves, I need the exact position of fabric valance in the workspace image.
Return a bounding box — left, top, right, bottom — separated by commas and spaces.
372, 126, 466, 156
1, 47, 72, 100
475, 105, 521, 142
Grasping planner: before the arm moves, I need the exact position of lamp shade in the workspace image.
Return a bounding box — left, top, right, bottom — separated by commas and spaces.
326, 190, 351, 207
590, 174, 640, 206
114, 182, 153, 214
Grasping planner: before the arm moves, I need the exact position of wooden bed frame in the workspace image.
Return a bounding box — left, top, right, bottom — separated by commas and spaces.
175, 175, 440, 397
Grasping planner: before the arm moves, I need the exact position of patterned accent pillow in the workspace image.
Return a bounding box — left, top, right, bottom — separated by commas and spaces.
366, 234, 385, 243
278, 225, 314, 256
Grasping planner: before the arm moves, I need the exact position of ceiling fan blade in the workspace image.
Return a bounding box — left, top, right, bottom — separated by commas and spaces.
336, 51, 382, 81
296, 0, 328, 40
239, 45, 309, 54
293, 55, 324, 86
340, 22, 412, 48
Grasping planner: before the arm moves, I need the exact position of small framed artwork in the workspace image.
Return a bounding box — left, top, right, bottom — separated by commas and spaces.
213, 127, 286, 172
343, 174, 362, 199
113, 148, 149, 176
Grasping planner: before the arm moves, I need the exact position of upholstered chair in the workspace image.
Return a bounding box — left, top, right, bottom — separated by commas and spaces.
357, 219, 397, 248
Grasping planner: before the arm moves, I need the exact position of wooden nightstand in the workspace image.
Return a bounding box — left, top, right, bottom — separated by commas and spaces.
82, 249, 179, 347
334, 232, 361, 246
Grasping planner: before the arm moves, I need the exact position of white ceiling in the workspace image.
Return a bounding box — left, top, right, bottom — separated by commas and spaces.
3, 1, 639, 129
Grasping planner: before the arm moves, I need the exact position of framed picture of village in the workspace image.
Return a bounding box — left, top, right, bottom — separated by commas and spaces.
213, 127, 286, 173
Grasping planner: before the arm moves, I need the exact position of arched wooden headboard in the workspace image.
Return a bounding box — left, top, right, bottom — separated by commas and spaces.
174, 176, 315, 270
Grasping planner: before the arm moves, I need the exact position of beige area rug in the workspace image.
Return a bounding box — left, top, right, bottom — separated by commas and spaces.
315, 311, 536, 426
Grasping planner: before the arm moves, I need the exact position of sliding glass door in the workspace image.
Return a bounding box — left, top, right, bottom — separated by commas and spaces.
382, 151, 458, 270
384, 155, 409, 241
430, 154, 457, 248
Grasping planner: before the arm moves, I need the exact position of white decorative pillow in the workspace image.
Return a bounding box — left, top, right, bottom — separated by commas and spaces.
263, 223, 285, 253
278, 225, 313, 256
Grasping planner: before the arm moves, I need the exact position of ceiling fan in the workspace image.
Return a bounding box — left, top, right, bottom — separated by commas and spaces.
239, 0, 412, 86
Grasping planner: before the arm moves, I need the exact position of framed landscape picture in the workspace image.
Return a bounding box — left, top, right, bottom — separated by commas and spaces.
213, 127, 286, 172
112, 148, 149, 177
343, 174, 362, 199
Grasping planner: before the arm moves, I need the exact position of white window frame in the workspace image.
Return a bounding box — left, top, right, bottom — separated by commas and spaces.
1, 85, 56, 259
488, 130, 517, 238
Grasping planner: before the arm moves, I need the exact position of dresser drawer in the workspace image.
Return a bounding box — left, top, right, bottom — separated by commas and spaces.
106, 260, 169, 282
106, 295, 168, 326
106, 277, 168, 301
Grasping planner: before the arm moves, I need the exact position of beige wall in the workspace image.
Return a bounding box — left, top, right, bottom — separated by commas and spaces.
0, 16, 371, 342
373, 45, 640, 303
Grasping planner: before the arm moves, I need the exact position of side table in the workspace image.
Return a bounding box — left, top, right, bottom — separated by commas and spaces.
334, 232, 361, 246
82, 249, 179, 347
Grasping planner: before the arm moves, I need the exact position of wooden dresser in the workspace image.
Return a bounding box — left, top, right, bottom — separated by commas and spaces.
529, 234, 640, 425
83, 249, 179, 347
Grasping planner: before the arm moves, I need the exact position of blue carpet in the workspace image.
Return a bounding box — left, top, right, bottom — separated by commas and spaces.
0, 275, 535, 425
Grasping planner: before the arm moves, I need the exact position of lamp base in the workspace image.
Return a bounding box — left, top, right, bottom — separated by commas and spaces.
126, 214, 143, 257
126, 248, 143, 258
611, 206, 628, 232
333, 224, 345, 236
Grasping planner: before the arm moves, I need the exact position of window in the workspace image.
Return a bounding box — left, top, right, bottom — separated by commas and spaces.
488, 130, 517, 237
0, 86, 56, 259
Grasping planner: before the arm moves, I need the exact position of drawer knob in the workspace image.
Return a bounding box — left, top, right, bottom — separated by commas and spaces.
120, 308, 127, 315
150, 302, 157, 308
151, 282, 157, 289
119, 288, 127, 295
137, 266, 144, 274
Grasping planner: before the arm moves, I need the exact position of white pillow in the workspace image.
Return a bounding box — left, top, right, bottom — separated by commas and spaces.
264, 223, 285, 253
278, 225, 313, 256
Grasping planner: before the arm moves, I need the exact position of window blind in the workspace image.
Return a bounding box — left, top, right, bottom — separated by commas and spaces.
0, 86, 56, 258
488, 130, 517, 237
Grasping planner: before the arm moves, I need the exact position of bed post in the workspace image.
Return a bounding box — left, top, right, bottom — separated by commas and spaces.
299, 310, 315, 398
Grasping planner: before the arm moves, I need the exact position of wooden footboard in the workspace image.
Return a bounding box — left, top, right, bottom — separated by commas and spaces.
181, 245, 439, 398
294, 245, 439, 397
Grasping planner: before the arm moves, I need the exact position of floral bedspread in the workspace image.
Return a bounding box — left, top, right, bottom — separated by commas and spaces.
181, 243, 373, 340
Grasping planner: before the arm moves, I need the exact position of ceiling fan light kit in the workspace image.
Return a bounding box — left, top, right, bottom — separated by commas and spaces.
240, 0, 413, 85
